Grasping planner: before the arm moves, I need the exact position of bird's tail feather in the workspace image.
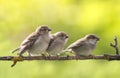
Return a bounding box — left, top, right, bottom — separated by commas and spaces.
11, 48, 20, 53
62, 48, 72, 53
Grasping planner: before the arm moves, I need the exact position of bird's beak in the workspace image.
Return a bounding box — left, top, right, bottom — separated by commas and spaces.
66, 35, 69, 38
97, 38, 100, 41
48, 28, 52, 31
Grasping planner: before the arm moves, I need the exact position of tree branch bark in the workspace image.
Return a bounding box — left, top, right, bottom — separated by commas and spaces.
0, 55, 120, 61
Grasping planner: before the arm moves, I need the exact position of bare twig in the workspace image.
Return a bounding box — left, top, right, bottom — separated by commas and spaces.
1, 55, 120, 67
110, 36, 119, 55
0, 55, 120, 61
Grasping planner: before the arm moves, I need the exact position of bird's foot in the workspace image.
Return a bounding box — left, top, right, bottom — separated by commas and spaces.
88, 54, 94, 59
66, 55, 70, 58
104, 54, 111, 60
41, 53, 46, 57
11, 56, 23, 67
75, 55, 81, 60
56, 54, 60, 57
41, 53, 47, 60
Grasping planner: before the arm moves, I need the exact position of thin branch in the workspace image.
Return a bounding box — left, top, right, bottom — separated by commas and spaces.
0, 55, 120, 61
0, 55, 120, 67
110, 36, 119, 55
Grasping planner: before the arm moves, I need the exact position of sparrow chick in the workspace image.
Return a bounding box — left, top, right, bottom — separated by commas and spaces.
66, 34, 100, 56
46, 32, 68, 56
12, 25, 51, 56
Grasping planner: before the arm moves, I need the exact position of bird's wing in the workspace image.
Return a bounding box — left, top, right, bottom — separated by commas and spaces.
11, 32, 39, 53
20, 32, 39, 51
47, 34, 56, 48
11, 47, 20, 53
67, 39, 85, 49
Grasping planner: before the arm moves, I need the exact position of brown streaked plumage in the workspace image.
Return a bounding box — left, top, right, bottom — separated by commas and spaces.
66, 34, 100, 56
12, 25, 51, 56
47, 32, 68, 55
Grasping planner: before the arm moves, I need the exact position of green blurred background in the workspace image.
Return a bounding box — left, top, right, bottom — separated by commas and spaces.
0, 0, 120, 78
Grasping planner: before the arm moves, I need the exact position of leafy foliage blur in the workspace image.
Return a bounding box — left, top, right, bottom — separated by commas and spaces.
0, 0, 120, 78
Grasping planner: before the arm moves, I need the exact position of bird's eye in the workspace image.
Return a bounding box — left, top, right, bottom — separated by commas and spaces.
89, 36, 94, 39
91, 36, 94, 39
61, 35, 64, 37
93, 36, 96, 39
41, 28, 46, 31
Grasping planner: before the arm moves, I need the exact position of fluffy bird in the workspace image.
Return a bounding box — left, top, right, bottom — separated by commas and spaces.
66, 34, 100, 56
12, 25, 51, 56
46, 32, 68, 56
